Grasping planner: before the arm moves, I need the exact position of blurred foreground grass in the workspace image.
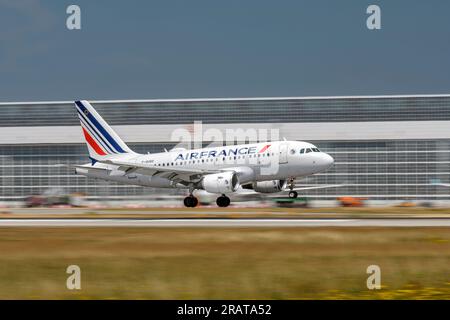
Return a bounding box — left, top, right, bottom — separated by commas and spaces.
0, 227, 448, 299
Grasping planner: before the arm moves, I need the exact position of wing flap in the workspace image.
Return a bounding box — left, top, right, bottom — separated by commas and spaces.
97, 159, 221, 183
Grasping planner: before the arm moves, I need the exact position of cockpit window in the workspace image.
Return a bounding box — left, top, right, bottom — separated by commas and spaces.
305, 148, 312, 153
300, 148, 305, 154
312, 148, 320, 152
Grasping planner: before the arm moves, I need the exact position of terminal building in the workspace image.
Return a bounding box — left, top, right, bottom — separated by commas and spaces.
0, 94, 449, 204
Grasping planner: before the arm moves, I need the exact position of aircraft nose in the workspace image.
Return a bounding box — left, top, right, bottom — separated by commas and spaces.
321, 153, 334, 168
326, 153, 334, 165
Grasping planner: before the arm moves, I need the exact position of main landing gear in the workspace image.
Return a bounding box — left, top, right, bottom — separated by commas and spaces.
216, 195, 231, 207
288, 177, 298, 198
184, 194, 230, 207
183, 195, 198, 207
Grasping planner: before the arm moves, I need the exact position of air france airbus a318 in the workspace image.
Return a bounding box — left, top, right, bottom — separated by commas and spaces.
73, 100, 336, 207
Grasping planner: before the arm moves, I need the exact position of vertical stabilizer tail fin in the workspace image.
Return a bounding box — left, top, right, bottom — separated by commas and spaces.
74, 100, 134, 161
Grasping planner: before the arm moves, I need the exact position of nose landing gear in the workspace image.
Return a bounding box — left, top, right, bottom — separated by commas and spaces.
216, 195, 231, 207
183, 195, 198, 207
288, 178, 298, 198
288, 191, 298, 199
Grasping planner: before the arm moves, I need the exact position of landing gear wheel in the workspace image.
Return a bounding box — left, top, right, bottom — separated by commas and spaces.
216, 195, 231, 207
183, 196, 198, 207
288, 191, 298, 199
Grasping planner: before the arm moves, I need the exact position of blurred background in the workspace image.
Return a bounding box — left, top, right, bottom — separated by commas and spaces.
0, 95, 449, 208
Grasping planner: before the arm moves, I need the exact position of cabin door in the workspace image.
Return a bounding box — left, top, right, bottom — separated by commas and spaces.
279, 143, 288, 164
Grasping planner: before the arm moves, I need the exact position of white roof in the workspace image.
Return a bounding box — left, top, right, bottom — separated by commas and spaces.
1, 93, 450, 105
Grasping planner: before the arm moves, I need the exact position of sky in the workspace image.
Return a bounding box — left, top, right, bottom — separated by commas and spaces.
0, 0, 449, 102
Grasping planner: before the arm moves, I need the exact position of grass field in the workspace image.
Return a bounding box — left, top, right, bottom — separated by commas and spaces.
0, 227, 449, 299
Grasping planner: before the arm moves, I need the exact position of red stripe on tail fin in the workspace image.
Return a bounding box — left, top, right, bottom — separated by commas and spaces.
82, 127, 107, 156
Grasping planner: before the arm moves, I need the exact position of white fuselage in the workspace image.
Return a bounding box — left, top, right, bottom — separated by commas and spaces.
75, 140, 334, 191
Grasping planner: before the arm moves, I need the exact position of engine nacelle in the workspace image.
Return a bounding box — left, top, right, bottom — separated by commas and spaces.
201, 172, 240, 194
252, 180, 287, 193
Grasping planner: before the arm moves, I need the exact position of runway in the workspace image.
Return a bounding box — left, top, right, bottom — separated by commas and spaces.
0, 218, 449, 227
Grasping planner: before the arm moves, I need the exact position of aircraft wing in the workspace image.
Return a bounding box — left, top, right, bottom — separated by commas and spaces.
232, 184, 345, 195
432, 183, 450, 187
61, 160, 251, 185
291, 184, 343, 191
97, 159, 224, 184
100, 159, 216, 174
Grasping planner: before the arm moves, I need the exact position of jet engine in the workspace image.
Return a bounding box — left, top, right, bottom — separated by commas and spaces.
252, 180, 287, 193
201, 172, 240, 194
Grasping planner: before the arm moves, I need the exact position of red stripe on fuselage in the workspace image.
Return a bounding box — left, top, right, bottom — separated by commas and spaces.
259, 144, 271, 153
82, 127, 107, 155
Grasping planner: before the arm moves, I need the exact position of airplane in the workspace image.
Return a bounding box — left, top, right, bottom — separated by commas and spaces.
72, 100, 336, 207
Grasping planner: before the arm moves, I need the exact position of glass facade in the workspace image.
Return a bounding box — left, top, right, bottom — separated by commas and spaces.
309, 140, 449, 199
0, 141, 448, 201
0, 95, 449, 201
